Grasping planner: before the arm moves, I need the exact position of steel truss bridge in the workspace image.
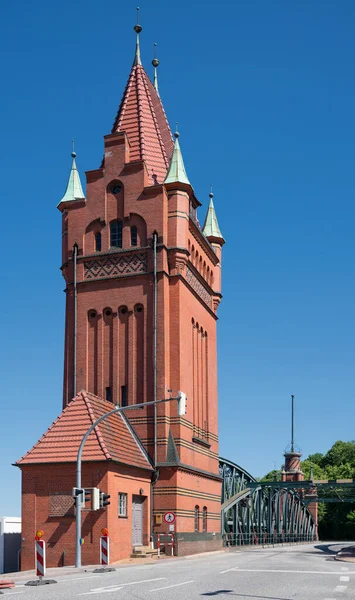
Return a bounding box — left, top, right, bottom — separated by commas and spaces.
219, 458, 355, 546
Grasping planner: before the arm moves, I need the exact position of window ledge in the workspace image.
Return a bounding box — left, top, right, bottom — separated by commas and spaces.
192, 436, 211, 449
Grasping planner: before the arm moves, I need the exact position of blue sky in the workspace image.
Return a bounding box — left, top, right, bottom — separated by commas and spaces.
0, 0, 354, 515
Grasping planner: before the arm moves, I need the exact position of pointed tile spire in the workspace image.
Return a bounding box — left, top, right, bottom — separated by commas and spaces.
164, 126, 191, 186
202, 186, 225, 243
152, 43, 159, 95
133, 7, 142, 66
111, 17, 173, 185
58, 143, 85, 206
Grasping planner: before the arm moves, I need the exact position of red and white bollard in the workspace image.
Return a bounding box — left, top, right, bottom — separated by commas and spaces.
170, 533, 175, 557
100, 535, 110, 565
157, 534, 161, 558
35, 540, 46, 578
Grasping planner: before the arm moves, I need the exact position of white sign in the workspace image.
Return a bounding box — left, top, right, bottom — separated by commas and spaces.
163, 511, 176, 524
169, 524, 175, 532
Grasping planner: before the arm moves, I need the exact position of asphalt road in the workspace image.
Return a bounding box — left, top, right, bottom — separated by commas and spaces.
4, 542, 355, 599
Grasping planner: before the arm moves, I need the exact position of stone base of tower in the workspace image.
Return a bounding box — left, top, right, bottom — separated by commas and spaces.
173, 532, 223, 556
152, 465, 222, 556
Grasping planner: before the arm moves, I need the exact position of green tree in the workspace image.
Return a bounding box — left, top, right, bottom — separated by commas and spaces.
261, 469, 282, 482
307, 453, 323, 466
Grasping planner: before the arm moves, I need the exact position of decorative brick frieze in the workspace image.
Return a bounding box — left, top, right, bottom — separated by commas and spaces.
185, 266, 212, 309
83, 252, 147, 280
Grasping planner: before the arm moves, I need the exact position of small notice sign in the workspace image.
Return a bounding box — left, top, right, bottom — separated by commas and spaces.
169, 524, 175, 532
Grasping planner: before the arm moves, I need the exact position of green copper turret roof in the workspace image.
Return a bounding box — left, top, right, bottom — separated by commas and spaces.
164, 130, 191, 186
58, 151, 85, 206
202, 189, 225, 242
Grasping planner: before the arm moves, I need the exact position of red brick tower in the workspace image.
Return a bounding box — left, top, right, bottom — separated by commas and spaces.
281, 395, 304, 483
57, 21, 224, 552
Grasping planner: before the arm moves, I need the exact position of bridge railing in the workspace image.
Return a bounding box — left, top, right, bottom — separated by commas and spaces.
222, 532, 316, 547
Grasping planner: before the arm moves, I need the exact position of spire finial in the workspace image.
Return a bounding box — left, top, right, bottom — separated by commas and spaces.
152, 42, 160, 94
71, 138, 76, 158
133, 7, 142, 66
209, 184, 213, 199
291, 394, 295, 453
174, 122, 179, 138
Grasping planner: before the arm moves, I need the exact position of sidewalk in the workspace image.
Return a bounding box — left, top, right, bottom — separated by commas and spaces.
3, 549, 229, 586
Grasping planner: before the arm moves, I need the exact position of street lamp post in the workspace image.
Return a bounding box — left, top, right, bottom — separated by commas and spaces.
75, 393, 186, 568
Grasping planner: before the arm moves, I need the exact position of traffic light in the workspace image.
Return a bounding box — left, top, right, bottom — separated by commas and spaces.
72, 487, 84, 507
84, 489, 91, 505
178, 391, 187, 416
100, 491, 111, 509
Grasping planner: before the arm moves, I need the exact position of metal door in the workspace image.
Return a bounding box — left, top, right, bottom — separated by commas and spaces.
132, 496, 143, 546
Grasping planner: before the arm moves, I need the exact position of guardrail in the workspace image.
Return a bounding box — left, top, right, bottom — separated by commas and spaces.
222, 533, 316, 547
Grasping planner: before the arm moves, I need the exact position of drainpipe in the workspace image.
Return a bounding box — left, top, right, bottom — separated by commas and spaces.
73, 243, 78, 398
153, 232, 158, 466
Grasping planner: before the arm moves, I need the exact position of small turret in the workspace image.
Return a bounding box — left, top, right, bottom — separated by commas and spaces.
164, 127, 191, 187
57, 146, 85, 208
202, 187, 225, 245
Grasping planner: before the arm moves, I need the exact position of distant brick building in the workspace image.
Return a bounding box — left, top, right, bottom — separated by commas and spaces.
16, 18, 225, 567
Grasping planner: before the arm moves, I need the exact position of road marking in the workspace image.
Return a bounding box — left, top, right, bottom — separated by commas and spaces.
1, 593, 26, 597
340, 576, 349, 582
220, 567, 239, 574
78, 577, 166, 596
334, 585, 347, 593
221, 568, 355, 575
341, 567, 349, 571
148, 580, 194, 592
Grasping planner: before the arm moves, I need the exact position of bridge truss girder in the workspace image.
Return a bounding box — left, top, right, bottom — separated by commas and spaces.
219, 458, 317, 544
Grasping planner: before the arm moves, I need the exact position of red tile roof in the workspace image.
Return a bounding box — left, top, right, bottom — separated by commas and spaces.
16, 391, 153, 471
111, 64, 174, 184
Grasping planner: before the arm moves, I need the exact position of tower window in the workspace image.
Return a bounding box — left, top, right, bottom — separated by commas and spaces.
95, 232, 102, 252
131, 225, 138, 247
194, 505, 200, 532
106, 387, 112, 402
121, 385, 127, 407
203, 506, 207, 532
112, 184, 122, 195
110, 220, 122, 248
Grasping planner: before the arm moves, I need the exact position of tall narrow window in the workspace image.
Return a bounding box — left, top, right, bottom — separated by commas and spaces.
194, 505, 200, 532
105, 387, 112, 402
95, 232, 102, 252
110, 220, 122, 248
131, 225, 138, 246
121, 385, 127, 407
118, 492, 127, 517
203, 506, 207, 532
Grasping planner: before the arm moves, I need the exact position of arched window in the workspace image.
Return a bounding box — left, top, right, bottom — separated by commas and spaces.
95, 232, 102, 252
110, 220, 122, 248
203, 506, 207, 532
194, 505, 200, 532
131, 225, 138, 247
